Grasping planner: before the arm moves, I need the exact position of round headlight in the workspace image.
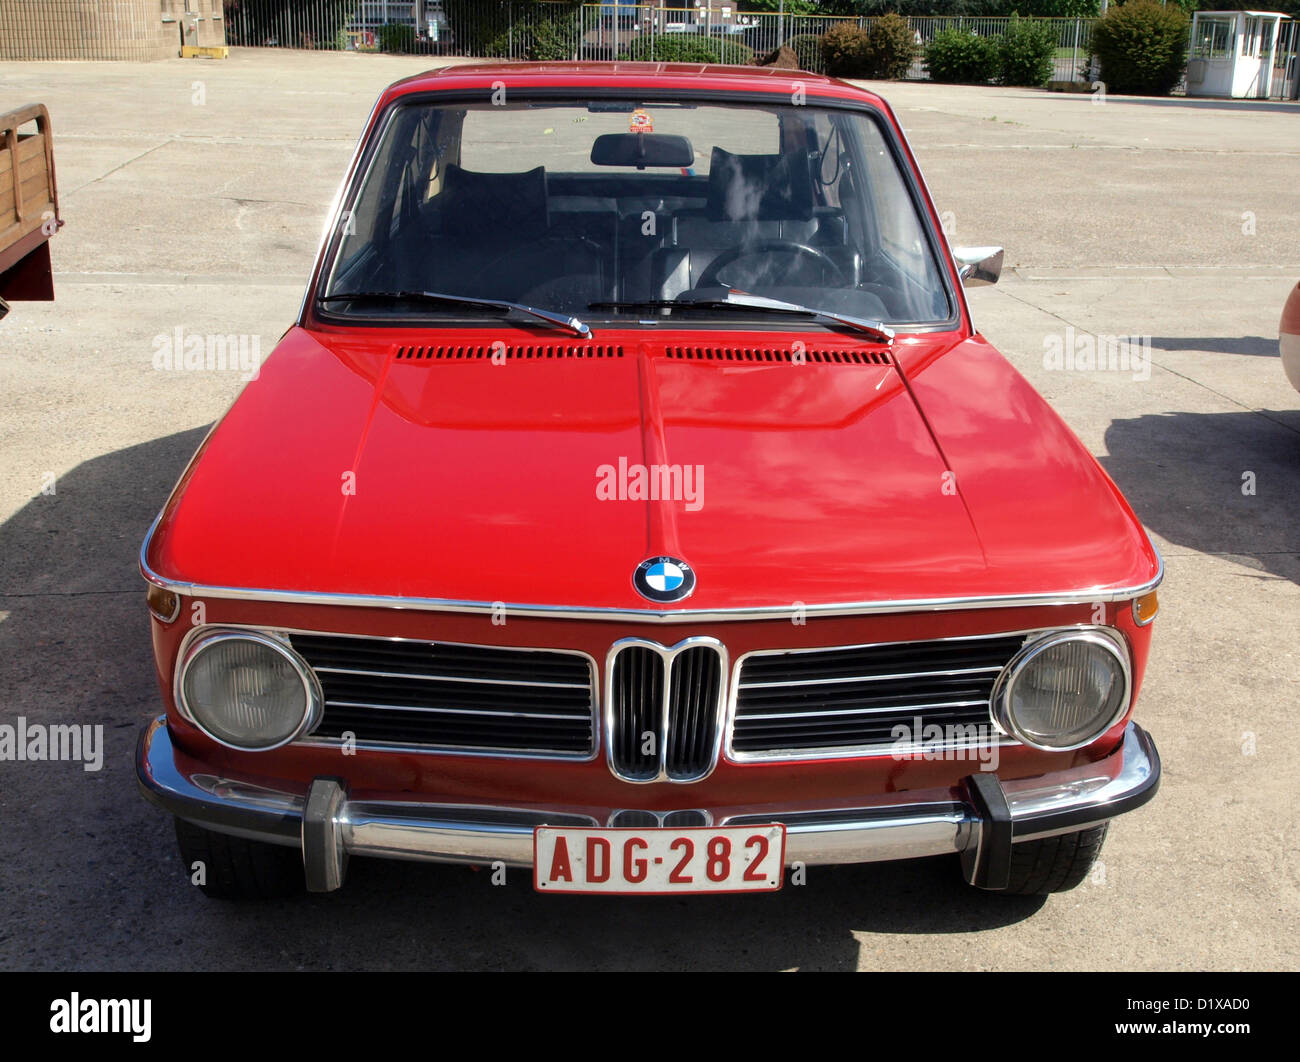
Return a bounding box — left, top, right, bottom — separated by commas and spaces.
178, 631, 320, 750
994, 630, 1130, 751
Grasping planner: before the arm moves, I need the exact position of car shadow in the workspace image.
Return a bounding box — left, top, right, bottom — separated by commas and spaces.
1099, 409, 1300, 586
0, 426, 1048, 973
199, 855, 1047, 973
1147, 336, 1279, 358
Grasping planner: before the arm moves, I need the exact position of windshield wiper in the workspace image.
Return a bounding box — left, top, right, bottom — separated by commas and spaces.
320, 290, 592, 338
589, 291, 893, 344
717, 290, 895, 344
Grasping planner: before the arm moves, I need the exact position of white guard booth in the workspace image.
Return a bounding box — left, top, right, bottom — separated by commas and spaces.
1186, 11, 1292, 98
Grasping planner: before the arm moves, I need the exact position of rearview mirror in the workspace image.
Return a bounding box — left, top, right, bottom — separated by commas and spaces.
591, 133, 694, 170
953, 246, 1003, 287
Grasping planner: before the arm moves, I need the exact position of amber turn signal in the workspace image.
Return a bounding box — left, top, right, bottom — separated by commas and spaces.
146, 584, 181, 623
1132, 591, 1158, 626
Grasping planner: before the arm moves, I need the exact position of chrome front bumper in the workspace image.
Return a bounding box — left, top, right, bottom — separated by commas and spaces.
136, 717, 1160, 892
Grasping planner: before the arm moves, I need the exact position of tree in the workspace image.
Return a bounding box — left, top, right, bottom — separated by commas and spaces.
1091, 0, 1190, 95
740, 0, 822, 14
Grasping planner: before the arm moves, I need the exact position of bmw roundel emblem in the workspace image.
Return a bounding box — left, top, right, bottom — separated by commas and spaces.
633, 556, 696, 603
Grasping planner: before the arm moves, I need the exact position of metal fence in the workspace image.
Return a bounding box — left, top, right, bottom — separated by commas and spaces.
220, 2, 1101, 84
11, 0, 1292, 95
905, 15, 1097, 82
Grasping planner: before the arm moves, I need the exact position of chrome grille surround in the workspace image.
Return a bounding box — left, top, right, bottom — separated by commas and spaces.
604, 637, 729, 784
725, 629, 1095, 763
213, 627, 603, 760
607, 809, 713, 828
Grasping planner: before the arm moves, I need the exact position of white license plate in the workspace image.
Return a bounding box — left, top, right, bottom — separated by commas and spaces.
533, 825, 786, 894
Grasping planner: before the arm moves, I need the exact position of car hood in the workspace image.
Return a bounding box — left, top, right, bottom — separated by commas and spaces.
145, 326, 1159, 613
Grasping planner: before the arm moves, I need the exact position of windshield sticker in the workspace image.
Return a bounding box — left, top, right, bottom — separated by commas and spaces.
629, 108, 653, 133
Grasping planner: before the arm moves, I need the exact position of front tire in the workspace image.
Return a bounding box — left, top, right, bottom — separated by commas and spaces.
174, 818, 305, 900
999, 823, 1109, 895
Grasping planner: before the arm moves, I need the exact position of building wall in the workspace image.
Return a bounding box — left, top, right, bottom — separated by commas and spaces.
0, 0, 226, 61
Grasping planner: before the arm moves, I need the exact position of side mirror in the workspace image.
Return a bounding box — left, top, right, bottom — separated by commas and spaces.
953, 246, 1003, 288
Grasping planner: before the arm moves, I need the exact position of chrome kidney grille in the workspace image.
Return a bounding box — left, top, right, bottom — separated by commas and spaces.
606, 638, 727, 783
285, 629, 1023, 771
729, 633, 1025, 759
289, 633, 596, 758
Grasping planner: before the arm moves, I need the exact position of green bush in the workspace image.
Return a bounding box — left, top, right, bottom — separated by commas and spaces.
821, 21, 871, 77
924, 29, 999, 83
996, 14, 1057, 87
378, 22, 416, 53
756, 44, 801, 68
823, 16, 917, 80
620, 34, 753, 66
529, 18, 572, 61
450, 1, 578, 60
1090, 0, 1189, 96
481, 8, 579, 61
864, 13, 919, 80
785, 33, 827, 73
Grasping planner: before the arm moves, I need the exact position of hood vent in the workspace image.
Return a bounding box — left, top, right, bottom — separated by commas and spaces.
395, 344, 623, 361
663, 345, 890, 366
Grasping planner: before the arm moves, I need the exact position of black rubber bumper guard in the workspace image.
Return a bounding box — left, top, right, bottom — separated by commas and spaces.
960, 772, 1015, 891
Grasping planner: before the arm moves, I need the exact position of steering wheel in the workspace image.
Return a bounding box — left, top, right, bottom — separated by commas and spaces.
696, 239, 847, 290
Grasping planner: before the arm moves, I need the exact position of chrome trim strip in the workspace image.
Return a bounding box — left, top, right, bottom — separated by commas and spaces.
295, 94, 384, 327
292, 735, 593, 760
325, 699, 590, 722
138, 718, 1159, 882
888, 98, 972, 329
741, 698, 989, 721
724, 627, 1123, 763
604, 636, 728, 785
175, 623, 601, 762
732, 627, 1034, 659
314, 665, 588, 690
740, 664, 1004, 690
139, 508, 1165, 622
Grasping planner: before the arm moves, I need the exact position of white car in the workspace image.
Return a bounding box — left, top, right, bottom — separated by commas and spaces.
1282, 280, 1300, 392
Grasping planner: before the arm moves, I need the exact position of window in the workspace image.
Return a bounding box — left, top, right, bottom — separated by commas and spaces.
322, 98, 952, 328
1193, 17, 1235, 60
459, 103, 778, 175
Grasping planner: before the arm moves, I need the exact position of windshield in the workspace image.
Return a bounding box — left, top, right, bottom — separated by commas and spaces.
319, 97, 953, 328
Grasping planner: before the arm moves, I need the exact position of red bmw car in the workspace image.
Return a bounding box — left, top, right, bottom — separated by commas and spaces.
137, 62, 1161, 900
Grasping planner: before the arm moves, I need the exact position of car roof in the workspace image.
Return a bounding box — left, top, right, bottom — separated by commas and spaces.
383, 61, 886, 108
